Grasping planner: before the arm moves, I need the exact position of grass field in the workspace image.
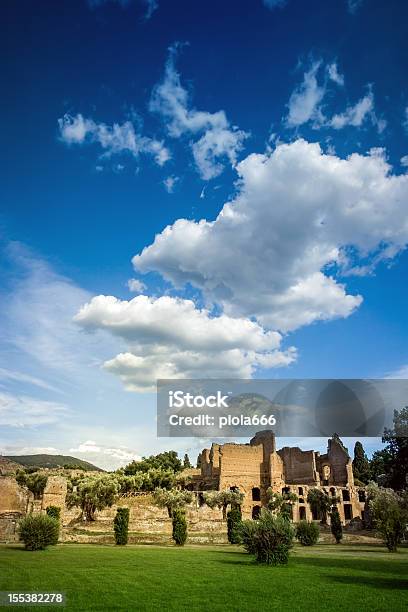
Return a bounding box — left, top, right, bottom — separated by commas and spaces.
0, 543, 407, 611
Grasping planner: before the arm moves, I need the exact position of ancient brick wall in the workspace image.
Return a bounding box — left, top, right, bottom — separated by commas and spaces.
278, 447, 318, 485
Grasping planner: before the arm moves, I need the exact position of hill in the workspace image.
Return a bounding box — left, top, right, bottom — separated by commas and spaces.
4, 454, 104, 472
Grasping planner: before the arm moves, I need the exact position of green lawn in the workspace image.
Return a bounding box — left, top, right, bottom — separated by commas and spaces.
0, 543, 407, 611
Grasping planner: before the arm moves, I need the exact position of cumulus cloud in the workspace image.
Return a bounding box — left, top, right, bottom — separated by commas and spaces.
401, 155, 408, 168
69, 440, 141, 466
133, 139, 408, 332
149, 45, 248, 179
74, 294, 296, 391
58, 113, 170, 167
127, 278, 146, 293
0, 392, 69, 427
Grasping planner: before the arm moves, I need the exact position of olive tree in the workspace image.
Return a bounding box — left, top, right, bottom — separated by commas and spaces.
66, 476, 119, 521
203, 490, 244, 520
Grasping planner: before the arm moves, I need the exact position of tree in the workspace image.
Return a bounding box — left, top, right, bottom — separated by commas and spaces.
227, 506, 242, 543
16, 470, 48, 499
203, 490, 244, 520
66, 476, 119, 521
353, 441, 370, 484
266, 488, 298, 519
183, 454, 192, 469
381, 406, 408, 490
369, 448, 393, 485
152, 488, 193, 518
114, 507, 130, 545
124, 451, 182, 475
367, 483, 408, 552
243, 509, 295, 565
153, 487, 193, 546
306, 489, 332, 524
330, 507, 343, 544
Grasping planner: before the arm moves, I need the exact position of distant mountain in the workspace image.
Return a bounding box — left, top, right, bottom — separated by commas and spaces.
4, 454, 104, 472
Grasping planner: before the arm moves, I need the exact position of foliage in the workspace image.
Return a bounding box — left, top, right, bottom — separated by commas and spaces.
16, 470, 48, 499
124, 451, 182, 475
153, 487, 193, 517
66, 476, 119, 521
267, 488, 298, 519
18, 514, 59, 551
381, 406, 408, 490
172, 509, 188, 545
183, 454, 192, 469
114, 507, 130, 545
227, 507, 242, 544
296, 520, 319, 546
115, 469, 176, 493
238, 520, 258, 555
203, 490, 244, 519
367, 483, 408, 552
244, 509, 295, 565
352, 441, 371, 484
306, 488, 333, 524
330, 507, 343, 544
45, 506, 61, 521
369, 448, 393, 486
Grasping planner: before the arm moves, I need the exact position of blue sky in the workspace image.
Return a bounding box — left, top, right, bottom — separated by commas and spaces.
1, 0, 407, 469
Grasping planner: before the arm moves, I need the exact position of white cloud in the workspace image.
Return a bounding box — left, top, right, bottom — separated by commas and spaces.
401, 155, 408, 167
286, 61, 325, 127
0, 392, 69, 427
328, 89, 385, 133
263, 0, 288, 9
0, 368, 62, 394
74, 294, 296, 391
58, 113, 170, 167
127, 278, 146, 293
386, 364, 408, 379
149, 45, 248, 179
327, 62, 344, 86
286, 61, 384, 133
163, 175, 179, 193
133, 139, 408, 332
69, 440, 141, 466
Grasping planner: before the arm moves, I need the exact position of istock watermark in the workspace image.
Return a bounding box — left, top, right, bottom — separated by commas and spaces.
157, 378, 408, 438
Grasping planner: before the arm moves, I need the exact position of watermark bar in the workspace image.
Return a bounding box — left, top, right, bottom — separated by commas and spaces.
157, 378, 408, 438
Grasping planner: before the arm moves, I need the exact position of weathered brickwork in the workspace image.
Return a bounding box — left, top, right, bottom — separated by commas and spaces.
194, 431, 366, 523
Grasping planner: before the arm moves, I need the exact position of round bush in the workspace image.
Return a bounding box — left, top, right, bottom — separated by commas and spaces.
114, 507, 130, 545
172, 509, 187, 546
296, 520, 320, 546
19, 514, 59, 551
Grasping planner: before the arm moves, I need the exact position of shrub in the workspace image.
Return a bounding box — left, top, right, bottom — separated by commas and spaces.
172, 509, 187, 545
330, 507, 343, 544
19, 514, 59, 551
114, 507, 130, 545
296, 520, 319, 546
245, 510, 295, 565
239, 520, 258, 555
367, 483, 408, 552
46, 506, 61, 521
227, 506, 242, 544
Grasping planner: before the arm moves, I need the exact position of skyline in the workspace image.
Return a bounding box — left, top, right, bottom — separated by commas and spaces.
1, 0, 408, 469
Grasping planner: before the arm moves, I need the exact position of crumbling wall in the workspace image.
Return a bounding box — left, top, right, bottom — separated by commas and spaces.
278, 447, 318, 485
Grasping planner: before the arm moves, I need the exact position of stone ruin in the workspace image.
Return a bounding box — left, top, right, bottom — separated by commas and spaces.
0, 432, 367, 543
193, 431, 367, 523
